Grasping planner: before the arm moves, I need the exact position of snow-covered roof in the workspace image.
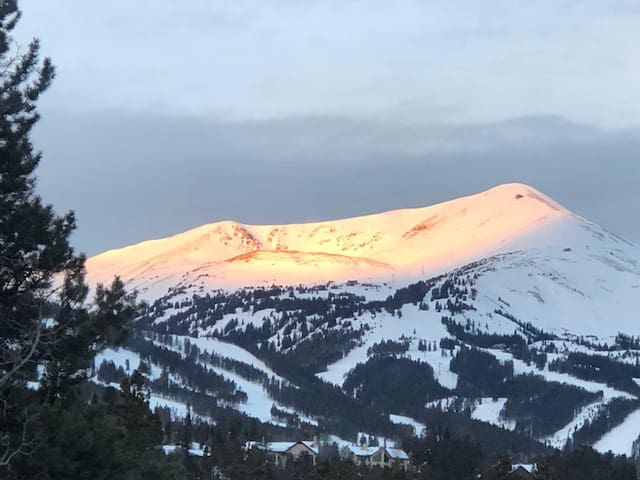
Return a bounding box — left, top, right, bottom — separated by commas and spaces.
162, 443, 207, 457
386, 448, 409, 460
301, 441, 320, 455
344, 445, 381, 457
267, 442, 296, 453
342, 444, 409, 460
245, 441, 319, 455
511, 464, 537, 473
162, 445, 178, 455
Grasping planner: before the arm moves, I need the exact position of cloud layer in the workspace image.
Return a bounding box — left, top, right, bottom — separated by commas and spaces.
33, 111, 640, 255
13, 1, 640, 254
18, 0, 640, 127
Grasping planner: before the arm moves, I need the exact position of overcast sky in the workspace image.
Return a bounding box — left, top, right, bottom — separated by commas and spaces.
15, 0, 640, 255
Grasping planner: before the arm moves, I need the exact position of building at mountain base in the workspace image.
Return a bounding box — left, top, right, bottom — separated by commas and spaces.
244, 441, 319, 468
509, 463, 538, 479
244, 439, 411, 471
340, 443, 410, 471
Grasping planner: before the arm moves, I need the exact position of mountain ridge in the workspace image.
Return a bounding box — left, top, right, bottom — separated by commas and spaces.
87, 182, 595, 292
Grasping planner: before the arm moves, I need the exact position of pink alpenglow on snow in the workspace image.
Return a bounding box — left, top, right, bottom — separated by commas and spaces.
86, 183, 589, 294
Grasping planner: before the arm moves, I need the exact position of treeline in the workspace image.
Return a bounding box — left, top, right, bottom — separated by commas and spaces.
266, 377, 399, 440
136, 270, 480, 372
501, 374, 600, 438
170, 418, 637, 480
277, 327, 364, 373
140, 333, 416, 441
96, 359, 129, 384
343, 357, 451, 413
451, 348, 601, 437
413, 408, 549, 459
533, 447, 637, 480
443, 318, 528, 354
451, 346, 514, 395
12, 373, 190, 479
367, 339, 411, 357
402, 425, 483, 479
493, 308, 556, 342
571, 398, 640, 447
549, 352, 640, 395
128, 335, 247, 404
184, 337, 271, 384
443, 319, 547, 366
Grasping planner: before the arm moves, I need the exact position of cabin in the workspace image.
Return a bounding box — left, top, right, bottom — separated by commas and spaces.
340, 443, 410, 471
509, 463, 538, 479
245, 440, 319, 468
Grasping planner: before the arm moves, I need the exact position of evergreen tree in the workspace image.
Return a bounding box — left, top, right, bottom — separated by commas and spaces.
0, 0, 78, 469
182, 407, 193, 451
0, 2, 167, 477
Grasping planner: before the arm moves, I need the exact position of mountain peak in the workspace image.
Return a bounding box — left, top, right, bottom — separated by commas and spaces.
483, 182, 565, 209
85, 184, 596, 293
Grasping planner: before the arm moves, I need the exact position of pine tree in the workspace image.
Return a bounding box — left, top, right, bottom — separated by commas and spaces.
182, 406, 193, 451
0, 1, 137, 473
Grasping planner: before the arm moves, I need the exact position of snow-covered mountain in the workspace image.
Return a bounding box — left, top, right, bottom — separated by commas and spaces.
87, 183, 640, 459
88, 182, 639, 304
88, 183, 640, 338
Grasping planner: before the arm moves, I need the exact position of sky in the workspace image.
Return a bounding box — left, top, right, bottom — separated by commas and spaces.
14, 0, 640, 255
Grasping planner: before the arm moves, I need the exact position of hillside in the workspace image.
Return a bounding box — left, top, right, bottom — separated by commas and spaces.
87, 183, 602, 293
86, 183, 640, 459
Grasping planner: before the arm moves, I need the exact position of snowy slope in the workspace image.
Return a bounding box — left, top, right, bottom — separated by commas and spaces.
317, 304, 457, 389
86, 182, 640, 339
144, 333, 316, 426
84, 183, 640, 452
167, 334, 286, 383
594, 409, 640, 456
86, 183, 635, 296
389, 414, 427, 437
465, 247, 640, 338
471, 398, 515, 431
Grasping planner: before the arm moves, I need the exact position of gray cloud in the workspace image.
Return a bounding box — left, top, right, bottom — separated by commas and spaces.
32, 111, 640, 255
16, 0, 640, 127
